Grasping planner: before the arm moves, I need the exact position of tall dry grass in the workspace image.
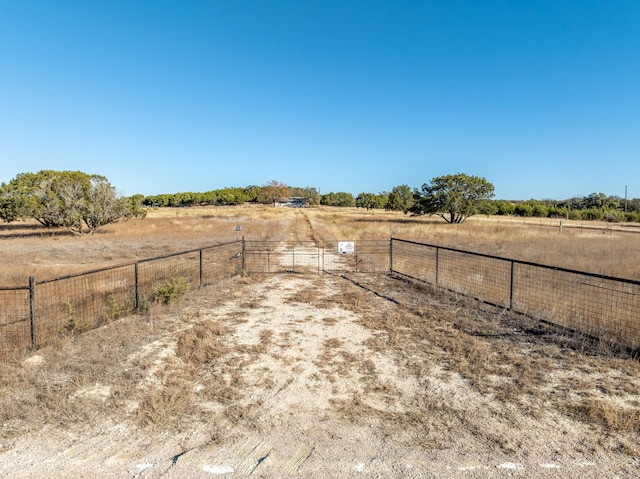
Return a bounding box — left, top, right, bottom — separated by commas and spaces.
336, 273, 640, 440
0, 205, 289, 286
301, 208, 640, 280
1, 205, 639, 286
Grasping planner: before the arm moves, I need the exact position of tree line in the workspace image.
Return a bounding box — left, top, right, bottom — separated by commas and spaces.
491, 194, 640, 222
2, 171, 639, 235
141, 181, 322, 208
352, 184, 640, 223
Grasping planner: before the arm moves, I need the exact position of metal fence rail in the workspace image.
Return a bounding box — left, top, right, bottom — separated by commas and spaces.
0, 241, 243, 355
390, 238, 640, 351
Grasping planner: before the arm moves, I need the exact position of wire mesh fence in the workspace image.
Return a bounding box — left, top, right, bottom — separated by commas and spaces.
243, 240, 390, 274
512, 263, 640, 349
244, 241, 321, 274
322, 240, 391, 273
0, 241, 243, 356
391, 238, 640, 352
2, 237, 639, 356
0, 287, 31, 353
34, 264, 138, 347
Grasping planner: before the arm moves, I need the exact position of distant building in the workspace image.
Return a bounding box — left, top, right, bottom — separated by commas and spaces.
275, 197, 309, 208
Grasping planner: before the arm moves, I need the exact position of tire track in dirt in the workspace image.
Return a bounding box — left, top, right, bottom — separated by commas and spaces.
234, 438, 272, 475
286, 210, 322, 244
279, 445, 315, 475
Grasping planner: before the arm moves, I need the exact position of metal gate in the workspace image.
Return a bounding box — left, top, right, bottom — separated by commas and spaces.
244, 240, 390, 274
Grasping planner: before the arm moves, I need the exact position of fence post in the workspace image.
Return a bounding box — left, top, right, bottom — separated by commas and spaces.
242, 237, 246, 274
134, 263, 140, 312
29, 276, 36, 348
199, 249, 203, 288
389, 237, 394, 273
435, 247, 440, 285
509, 261, 515, 310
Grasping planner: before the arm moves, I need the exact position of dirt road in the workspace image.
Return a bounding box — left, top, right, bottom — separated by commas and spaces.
1, 273, 638, 478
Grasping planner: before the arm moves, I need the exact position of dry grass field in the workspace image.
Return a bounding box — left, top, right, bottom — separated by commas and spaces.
0, 205, 639, 477
2, 205, 639, 286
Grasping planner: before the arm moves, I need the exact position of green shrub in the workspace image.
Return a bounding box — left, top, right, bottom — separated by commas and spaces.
62, 302, 89, 334
107, 294, 127, 319
604, 210, 623, 222
583, 208, 604, 221
568, 209, 583, 220
153, 276, 190, 304
548, 206, 568, 218
514, 203, 534, 217
493, 200, 515, 215
138, 297, 151, 314
531, 203, 549, 218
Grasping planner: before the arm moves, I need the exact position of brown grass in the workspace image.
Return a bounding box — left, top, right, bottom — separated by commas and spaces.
301, 207, 640, 279
175, 319, 229, 365
335, 273, 640, 441
2, 205, 640, 287
1, 270, 639, 467
2, 204, 640, 457
570, 399, 640, 433
0, 275, 261, 440
6, 204, 639, 357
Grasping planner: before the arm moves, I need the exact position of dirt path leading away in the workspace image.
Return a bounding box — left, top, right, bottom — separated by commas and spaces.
1, 273, 638, 478
287, 209, 320, 243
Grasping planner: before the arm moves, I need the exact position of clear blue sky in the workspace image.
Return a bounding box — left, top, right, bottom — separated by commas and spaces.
1, 1, 638, 200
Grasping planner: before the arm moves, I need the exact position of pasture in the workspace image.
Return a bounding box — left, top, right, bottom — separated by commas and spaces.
2, 205, 640, 285
0, 206, 638, 477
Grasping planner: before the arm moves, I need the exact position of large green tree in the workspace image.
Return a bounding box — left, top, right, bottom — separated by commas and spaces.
290, 186, 321, 206
356, 192, 387, 210
0, 170, 146, 234
409, 173, 495, 223
386, 184, 414, 212
320, 192, 355, 207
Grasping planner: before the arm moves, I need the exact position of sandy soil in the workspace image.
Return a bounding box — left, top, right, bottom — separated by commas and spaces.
1, 273, 638, 478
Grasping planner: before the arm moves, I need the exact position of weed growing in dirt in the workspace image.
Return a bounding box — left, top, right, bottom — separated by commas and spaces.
153, 276, 190, 304
106, 293, 127, 319
61, 301, 89, 334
